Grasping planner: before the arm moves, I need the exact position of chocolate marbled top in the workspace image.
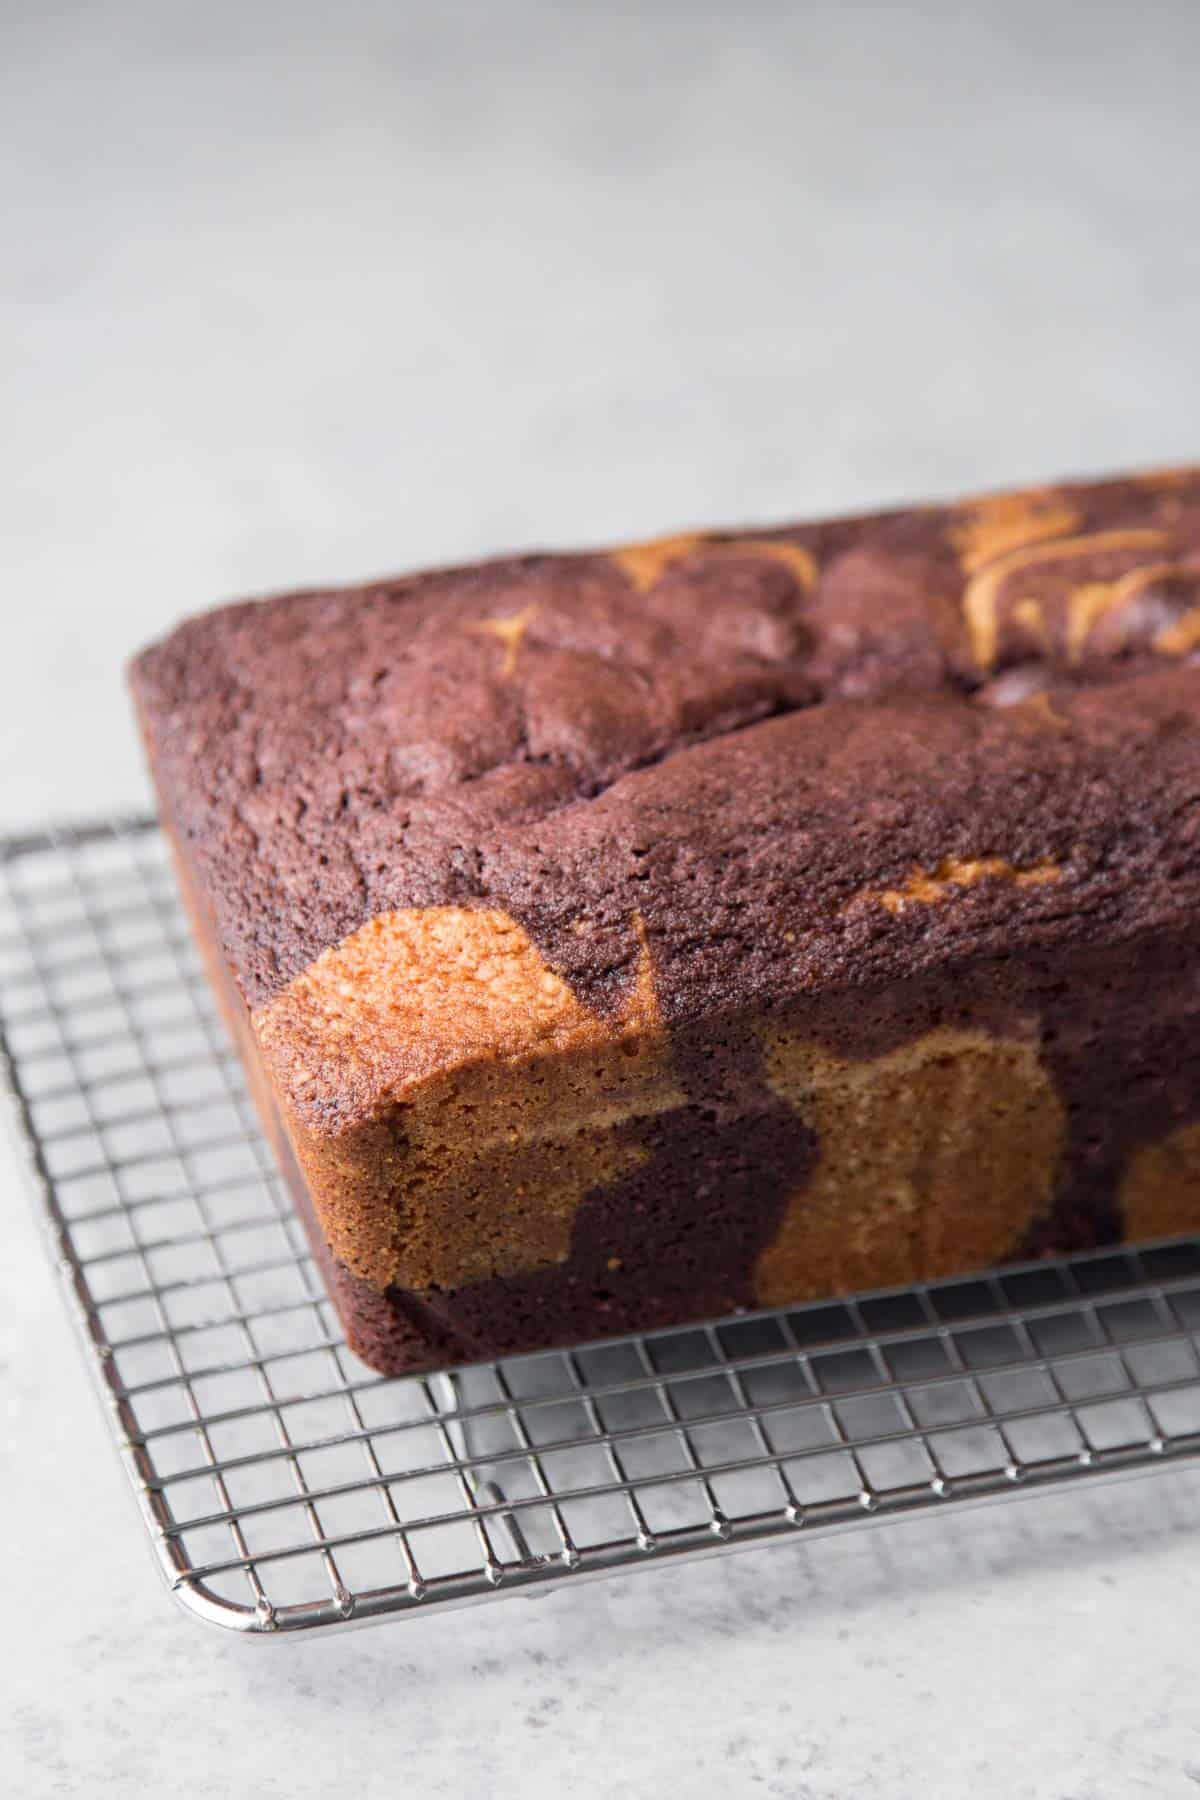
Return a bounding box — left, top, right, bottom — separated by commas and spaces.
131, 468, 1200, 1100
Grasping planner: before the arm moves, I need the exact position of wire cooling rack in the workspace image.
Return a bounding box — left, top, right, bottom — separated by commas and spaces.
4, 817, 1200, 1637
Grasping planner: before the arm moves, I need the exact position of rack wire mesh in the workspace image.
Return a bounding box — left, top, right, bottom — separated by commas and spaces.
4, 817, 1200, 1636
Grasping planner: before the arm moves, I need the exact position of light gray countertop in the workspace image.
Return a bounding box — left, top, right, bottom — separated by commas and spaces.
5, 3, 1200, 1794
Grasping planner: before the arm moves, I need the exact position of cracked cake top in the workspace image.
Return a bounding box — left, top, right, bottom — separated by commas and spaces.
131, 466, 1200, 1125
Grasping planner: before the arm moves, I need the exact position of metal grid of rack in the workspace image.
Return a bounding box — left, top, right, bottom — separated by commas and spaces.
4, 817, 1200, 1636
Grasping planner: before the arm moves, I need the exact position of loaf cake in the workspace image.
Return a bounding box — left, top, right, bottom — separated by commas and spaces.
130, 467, 1200, 1375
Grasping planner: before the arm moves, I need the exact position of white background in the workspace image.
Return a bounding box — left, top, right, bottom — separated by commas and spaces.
5, 2, 1200, 1794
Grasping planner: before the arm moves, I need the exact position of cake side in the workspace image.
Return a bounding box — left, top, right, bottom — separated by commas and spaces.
130, 465, 1200, 1373
260, 923, 1200, 1373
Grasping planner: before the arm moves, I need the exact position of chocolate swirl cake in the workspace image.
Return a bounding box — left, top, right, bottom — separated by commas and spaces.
130, 467, 1200, 1373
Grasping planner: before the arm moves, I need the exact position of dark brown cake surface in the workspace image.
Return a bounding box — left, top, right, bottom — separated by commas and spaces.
130, 466, 1200, 1373
132, 469, 1200, 1030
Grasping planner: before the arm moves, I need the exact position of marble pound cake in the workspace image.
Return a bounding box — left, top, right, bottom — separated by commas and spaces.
130, 467, 1200, 1375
